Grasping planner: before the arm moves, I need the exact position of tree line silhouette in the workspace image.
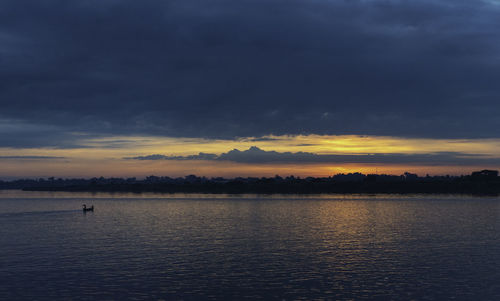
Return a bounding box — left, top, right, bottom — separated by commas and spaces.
1, 170, 499, 195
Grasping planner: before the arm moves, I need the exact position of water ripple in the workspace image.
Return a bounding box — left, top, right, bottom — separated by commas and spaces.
1, 194, 499, 300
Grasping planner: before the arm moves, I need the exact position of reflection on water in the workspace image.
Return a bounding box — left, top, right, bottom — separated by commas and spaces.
1, 191, 499, 300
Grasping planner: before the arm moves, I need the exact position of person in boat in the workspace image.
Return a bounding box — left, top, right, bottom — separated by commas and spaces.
82, 204, 94, 211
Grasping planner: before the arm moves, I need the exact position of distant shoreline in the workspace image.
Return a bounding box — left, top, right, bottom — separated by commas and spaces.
2, 170, 498, 196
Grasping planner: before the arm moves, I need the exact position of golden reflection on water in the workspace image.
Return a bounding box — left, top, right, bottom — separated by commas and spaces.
2, 192, 500, 299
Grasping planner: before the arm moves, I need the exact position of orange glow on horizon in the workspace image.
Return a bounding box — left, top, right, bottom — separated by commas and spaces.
1, 134, 500, 179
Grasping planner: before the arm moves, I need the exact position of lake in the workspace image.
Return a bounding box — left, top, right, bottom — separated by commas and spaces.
1, 190, 499, 300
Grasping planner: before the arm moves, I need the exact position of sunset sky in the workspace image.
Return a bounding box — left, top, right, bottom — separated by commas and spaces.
1, 0, 500, 179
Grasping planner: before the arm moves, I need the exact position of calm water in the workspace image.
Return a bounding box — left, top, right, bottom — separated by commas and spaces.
1, 191, 499, 300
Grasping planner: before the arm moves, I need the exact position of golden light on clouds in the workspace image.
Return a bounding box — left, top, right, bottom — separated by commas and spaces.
1, 134, 500, 178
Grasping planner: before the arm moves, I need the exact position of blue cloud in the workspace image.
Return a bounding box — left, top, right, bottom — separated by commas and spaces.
1, 0, 500, 147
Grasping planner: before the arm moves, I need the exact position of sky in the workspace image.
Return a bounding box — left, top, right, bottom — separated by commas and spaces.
1, 0, 500, 179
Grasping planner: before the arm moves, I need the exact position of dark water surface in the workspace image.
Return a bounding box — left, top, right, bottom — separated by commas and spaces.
1, 190, 499, 300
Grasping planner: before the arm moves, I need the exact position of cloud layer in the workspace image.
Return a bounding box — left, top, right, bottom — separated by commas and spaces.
0, 156, 65, 160
128, 146, 500, 166
1, 0, 500, 147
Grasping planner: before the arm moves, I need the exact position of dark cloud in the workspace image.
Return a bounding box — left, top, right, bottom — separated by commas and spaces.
126, 146, 500, 166
0, 156, 65, 159
129, 153, 217, 161
0, 119, 86, 148
1, 0, 500, 147
240, 137, 282, 142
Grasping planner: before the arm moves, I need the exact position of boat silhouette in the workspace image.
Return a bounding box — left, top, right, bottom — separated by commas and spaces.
82, 204, 94, 212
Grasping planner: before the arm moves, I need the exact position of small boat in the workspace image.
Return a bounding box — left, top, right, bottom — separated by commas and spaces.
82, 204, 94, 212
